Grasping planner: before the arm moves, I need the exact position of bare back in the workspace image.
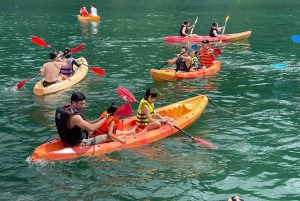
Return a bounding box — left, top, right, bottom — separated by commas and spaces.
40, 61, 68, 82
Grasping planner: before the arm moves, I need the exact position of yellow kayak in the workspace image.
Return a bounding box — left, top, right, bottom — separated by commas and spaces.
77, 15, 100, 21
33, 57, 88, 96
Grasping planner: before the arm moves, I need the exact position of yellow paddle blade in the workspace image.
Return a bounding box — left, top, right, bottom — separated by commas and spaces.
194, 16, 198, 25
225, 15, 229, 22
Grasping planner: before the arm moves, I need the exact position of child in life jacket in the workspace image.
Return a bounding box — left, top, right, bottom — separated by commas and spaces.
90, 103, 135, 143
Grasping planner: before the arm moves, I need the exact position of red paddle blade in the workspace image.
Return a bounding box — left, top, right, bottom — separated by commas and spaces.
31, 36, 49, 47
117, 86, 138, 103
14, 79, 28, 91
90, 67, 106, 74
114, 103, 132, 117
70, 43, 84, 54
193, 138, 218, 149
213, 48, 222, 56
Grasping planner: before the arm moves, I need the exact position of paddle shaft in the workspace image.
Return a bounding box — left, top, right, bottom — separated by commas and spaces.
156, 51, 186, 70
169, 122, 195, 140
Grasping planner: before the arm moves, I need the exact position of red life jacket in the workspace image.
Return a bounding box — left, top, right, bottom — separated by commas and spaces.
80, 9, 89, 17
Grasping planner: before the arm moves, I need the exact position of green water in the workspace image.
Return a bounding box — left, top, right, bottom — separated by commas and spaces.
1, 0, 300, 200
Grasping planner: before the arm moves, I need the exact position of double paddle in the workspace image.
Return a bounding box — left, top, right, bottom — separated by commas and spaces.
219, 15, 230, 43
31, 36, 106, 75
270, 64, 300, 69
188, 16, 198, 44
116, 86, 218, 149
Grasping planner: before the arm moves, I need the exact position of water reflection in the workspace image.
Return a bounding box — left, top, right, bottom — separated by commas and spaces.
79, 20, 100, 36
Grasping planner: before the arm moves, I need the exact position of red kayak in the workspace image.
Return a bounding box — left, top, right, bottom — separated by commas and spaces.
164, 31, 251, 43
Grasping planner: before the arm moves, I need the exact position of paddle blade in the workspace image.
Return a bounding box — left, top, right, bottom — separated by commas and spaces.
270, 64, 288, 68
225, 15, 229, 22
190, 44, 199, 50
193, 138, 218, 149
194, 16, 198, 24
117, 86, 138, 103
90, 67, 106, 74
114, 103, 132, 117
70, 43, 84, 54
213, 48, 222, 56
31, 36, 49, 47
14, 79, 28, 91
291, 35, 300, 43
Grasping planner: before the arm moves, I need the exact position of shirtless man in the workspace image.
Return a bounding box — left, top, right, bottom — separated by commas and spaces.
40, 51, 69, 87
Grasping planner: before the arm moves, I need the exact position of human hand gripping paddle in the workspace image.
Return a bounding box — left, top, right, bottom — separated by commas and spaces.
116, 86, 218, 149
219, 15, 229, 43
155, 44, 199, 70
188, 16, 198, 44
31, 36, 106, 75
13, 43, 84, 91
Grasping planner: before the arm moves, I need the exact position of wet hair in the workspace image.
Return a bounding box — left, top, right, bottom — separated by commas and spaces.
50, 51, 58, 59
107, 103, 119, 114
64, 47, 70, 58
212, 22, 218, 26
183, 21, 189, 25
144, 88, 157, 100
230, 196, 244, 201
71, 92, 86, 103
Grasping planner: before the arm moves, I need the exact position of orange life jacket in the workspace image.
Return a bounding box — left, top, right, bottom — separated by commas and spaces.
199, 45, 215, 67
90, 111, 121, 137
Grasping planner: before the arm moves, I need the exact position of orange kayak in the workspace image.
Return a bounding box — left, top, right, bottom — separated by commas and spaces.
31, 95, 208, 162
150, 61, 221, 82
77, 15, 100, 21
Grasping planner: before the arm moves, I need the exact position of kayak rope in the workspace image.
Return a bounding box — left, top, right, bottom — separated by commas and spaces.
207, 95, 244, 117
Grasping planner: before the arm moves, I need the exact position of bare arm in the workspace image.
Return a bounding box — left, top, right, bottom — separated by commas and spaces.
40, 65, 45, 76
142, 104, 167, 123
70, 114, 107, 132
181, 27, 188, 36
108, 121, 125, 144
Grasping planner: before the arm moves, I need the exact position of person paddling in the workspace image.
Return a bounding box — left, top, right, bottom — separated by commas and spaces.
167, 46, 191, 72
80, 5, 89, 17
136, 88, 173, 135
40, 51, 69, 87
209, 22, 225, 37
179, 20, 195, 37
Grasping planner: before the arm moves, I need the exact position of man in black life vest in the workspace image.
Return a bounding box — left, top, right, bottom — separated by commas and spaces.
55, 92, 110, 146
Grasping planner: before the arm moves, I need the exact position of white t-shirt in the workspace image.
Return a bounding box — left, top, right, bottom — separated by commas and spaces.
91, 7, 97, 16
